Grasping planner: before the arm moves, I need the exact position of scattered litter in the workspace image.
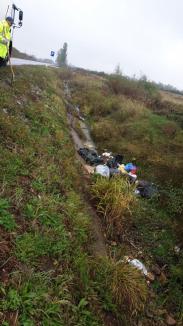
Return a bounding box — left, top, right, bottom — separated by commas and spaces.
118, 164, 128, 174
134, 189, 140, 195
127, 258, 148, 276
125, 257, 155, 282
83, 165, 95, 175
128, 172, 137, 181
107, 154, 124, 169
79, 115, 85, 121
174, 246, 180, 254
109, 168, 120, 177
102, 152, 112, 158
95, 165, 110, 178
125, 163, 137, 173
78, 147, 158, 200
78, 148, 103, 165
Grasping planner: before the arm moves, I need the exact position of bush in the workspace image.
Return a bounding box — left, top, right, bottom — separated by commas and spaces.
91, 177, 137, 239
108, 74, 159, 104
110, 260, 147, 315
95, 258, 147, 317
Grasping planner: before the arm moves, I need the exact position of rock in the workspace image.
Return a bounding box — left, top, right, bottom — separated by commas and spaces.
152, 264, 161, 276
166, 315, 176, 325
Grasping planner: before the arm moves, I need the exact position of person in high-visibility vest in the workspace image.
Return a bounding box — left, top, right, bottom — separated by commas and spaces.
0, 17, 13, 67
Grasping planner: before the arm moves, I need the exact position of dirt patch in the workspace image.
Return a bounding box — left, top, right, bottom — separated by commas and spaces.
64, 83, 107, 258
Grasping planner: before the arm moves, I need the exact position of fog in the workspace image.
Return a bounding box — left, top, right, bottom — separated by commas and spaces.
11, 0, 183, 89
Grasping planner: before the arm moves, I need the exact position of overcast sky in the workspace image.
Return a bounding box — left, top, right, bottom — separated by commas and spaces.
14, 0, 183, 89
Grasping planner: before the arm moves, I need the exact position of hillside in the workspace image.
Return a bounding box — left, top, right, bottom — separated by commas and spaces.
0, 66, 182, 326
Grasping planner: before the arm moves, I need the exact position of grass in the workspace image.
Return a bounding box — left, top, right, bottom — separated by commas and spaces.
91, 176, 137, 239
1, 65, 182, 324
69, 70, 183, 323
0, 66, 117, 325
94, 258, 147, 323
110, 261, 147, 315
0, 199, 17, 231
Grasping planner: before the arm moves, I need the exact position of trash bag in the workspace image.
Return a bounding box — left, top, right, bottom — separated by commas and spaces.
128, 259, 148, 276
137, 180, 158, 199
107, 154, 124, 169
128, 172, 137, 183
78, 148, 103, 166
125, 163, 137, 172
107, 157, 117, 168
118, 164, 128, 174
115, 154, 124, 165
109, 168, 120, 177
95, 165, 110, 178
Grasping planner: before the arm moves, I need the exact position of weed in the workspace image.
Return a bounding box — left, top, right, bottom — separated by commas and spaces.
15, 228, 70, 264
0, 198, 16, 231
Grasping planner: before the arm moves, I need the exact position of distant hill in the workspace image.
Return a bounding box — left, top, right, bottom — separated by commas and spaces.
12, 47, 54, 64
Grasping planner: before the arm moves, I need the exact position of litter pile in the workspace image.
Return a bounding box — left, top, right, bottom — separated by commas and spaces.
78, 147, 158, 199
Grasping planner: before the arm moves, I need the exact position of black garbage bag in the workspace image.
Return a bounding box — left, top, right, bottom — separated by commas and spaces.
115, 154, 124, 165
78, 148, 103, 166
107, 154, 124, 169
137, 180, 158, 199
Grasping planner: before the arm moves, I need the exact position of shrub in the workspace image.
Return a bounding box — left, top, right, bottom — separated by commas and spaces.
91, 177, 137, 238
95, 258, 147, 317
108, 74, 159, 104
110, 260, 147, 315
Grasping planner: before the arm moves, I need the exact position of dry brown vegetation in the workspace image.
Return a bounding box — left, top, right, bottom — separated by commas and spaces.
91, 176, 137, 239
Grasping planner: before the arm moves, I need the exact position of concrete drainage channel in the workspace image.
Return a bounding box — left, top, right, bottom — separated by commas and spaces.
63, 81, 107, 257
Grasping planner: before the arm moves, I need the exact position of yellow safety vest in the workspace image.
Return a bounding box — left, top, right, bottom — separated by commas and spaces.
0, 20, 11, 59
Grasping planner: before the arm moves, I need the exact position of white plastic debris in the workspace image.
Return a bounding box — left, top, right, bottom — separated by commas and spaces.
128, 172, 137, 181
95, 165, 110, 178
127, 258, 148, 276
134, 189, 140, 195
102, 152, 112, 158
174, 246, 180, 254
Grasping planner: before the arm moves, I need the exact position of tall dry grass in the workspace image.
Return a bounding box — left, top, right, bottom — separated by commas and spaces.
110, 260, 147, 315
96, 258, 147, 317
91, 176, 137, 238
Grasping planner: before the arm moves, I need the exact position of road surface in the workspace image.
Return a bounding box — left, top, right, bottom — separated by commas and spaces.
11, 58, 53, 66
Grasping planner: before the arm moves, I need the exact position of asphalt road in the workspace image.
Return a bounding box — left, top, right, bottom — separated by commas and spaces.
11, 58, 52, 66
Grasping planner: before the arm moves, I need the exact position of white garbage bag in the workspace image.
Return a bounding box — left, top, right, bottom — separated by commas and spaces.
128, 259, 148, 276
95, 165, 110, 178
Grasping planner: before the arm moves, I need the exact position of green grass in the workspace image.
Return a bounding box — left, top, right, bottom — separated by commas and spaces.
0, 66, 116, 325
1, 66, 182, 325
0, 198, 16, 231
69, 71, 183, 323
